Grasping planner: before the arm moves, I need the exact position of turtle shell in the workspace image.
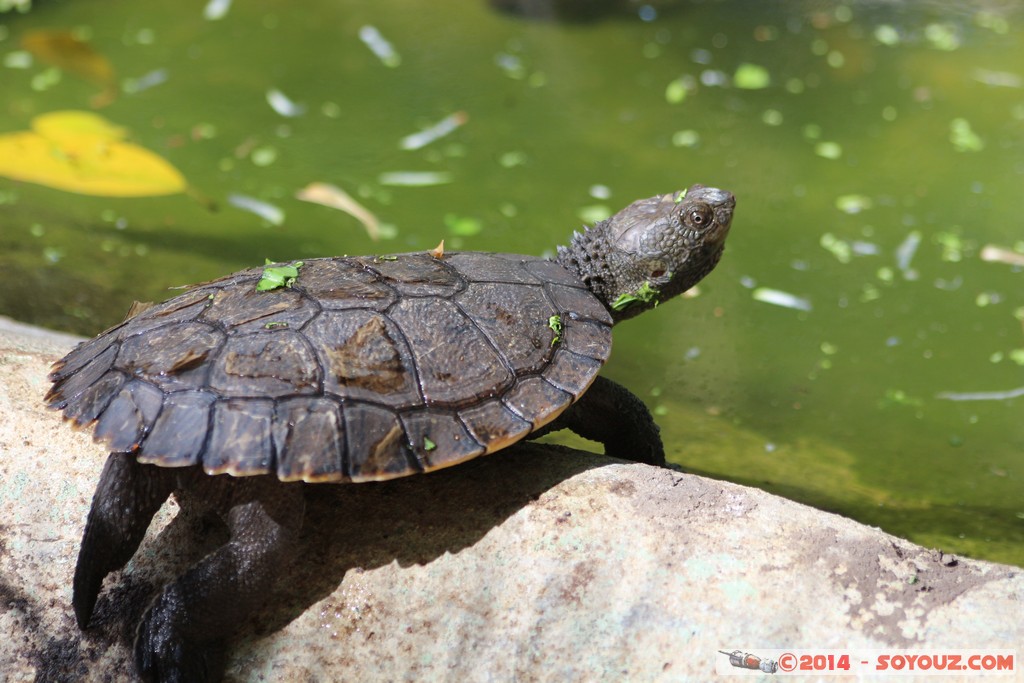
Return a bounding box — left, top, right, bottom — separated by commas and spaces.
46, 252, 613, 482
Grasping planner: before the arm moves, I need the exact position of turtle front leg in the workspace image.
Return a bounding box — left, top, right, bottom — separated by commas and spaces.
534, 375, 666, 466
134, 476, 305, 683
74, 453, 178, 629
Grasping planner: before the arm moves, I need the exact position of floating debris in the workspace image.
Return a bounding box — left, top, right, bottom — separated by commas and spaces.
835, 194, 873, 214
399, 111, 468, 151
815, 141, 842, 159
950, 118, 983, 152
752, 287, 812, 311
296, 182, 380, 240
203, 0, 232, 20
980, 244, 1024, 267
578, 205, 611, 224
700, 70, 728, 87
228, 193, 284, 225
935, 230, 968, 262
672, 130, 700, 147
250, 146, 277, 167
359, 25, 401, 68
971, 69, 1022, 88
874, 24, 901, 46
21, 29, 117, 106
937, 386, 1024, 402
499, 151, 527, 168
896, 231, 922, 279
0, 111, 186, 197
378, 171, 452, 187
733, 63, 770, 89
123, 68, 169, 95
266, 89, 306, 118
444, 214, 482, 237
925, 22, 960, 51
852, 241, 880, 256
879, 388, 923, 408
3, 51, 32, 69
820, 233, 852, 263
665, 77, 688, 103
494, 52, 526, 79
762, 109, 783, 126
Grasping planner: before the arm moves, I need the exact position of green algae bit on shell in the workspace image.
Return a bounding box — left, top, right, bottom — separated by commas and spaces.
548, 314, 563, 346
256, 259, 303, 291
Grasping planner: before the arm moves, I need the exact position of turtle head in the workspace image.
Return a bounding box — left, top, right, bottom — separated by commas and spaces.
556, 184, 735, 323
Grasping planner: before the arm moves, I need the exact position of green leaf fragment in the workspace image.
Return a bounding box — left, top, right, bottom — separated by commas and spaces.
671, 129, 700, 148
578, 204, 611, 224
874, 24, 901, 46
264, 321, 289, 329
256, 259, 303, 291
665, 77, 688, 104
423, 436, 437, 452
950, 118, 984, 152
815, 141, 843, 159
444, 213, 483, 237
611, 281, 660, 311
835, 194, 873, 214
734, 63, 771, 89
548, 315, 562, 346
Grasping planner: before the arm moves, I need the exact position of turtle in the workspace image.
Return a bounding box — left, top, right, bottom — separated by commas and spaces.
46, 183, 735, 682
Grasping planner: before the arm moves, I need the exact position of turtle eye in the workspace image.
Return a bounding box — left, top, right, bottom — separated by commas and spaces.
683, 202, 713, 230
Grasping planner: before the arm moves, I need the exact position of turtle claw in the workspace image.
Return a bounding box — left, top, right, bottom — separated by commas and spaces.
129, 478, 303, 682
73, 453, 177, 629
136, 587, 226, 683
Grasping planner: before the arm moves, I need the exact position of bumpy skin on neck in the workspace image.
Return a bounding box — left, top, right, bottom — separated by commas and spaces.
555, 184, 735, 323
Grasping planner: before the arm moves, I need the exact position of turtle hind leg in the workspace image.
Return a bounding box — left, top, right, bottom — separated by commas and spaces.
74, 453, 178, 629
135, 476, 305, 683
534, 375, 666, 466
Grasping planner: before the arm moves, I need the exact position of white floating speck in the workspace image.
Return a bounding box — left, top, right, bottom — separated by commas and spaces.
399, 111, 468, 151
228, 194, 284, 225
123, 68, 168, 95
378, 171, 452, 187
203, 0, 232, 20
896, 231, 921, 278
937, 386, 1024, 401
980, 244, 1024, 267
971, 69, 1022, 88
359, 25, 401, 68
266, 89, 306, 117
752, 287, 812, 311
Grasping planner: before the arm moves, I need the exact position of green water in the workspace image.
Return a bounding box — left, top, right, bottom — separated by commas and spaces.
1, 0, 1021, 566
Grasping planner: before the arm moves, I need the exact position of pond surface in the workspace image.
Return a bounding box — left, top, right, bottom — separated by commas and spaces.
2, 0, 1022, 566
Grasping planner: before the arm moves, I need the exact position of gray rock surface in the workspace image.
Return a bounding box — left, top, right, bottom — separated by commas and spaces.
1, 315, 1021, 682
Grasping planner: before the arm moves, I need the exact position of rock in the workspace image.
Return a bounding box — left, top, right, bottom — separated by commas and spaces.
1, 315, 1021, 682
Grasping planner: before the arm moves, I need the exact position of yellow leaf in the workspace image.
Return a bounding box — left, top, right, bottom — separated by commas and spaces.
0, 111, 186, 197
32, 110, 127, 147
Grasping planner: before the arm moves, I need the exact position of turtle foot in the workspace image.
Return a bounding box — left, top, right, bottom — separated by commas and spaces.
136, 588, 226, 683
